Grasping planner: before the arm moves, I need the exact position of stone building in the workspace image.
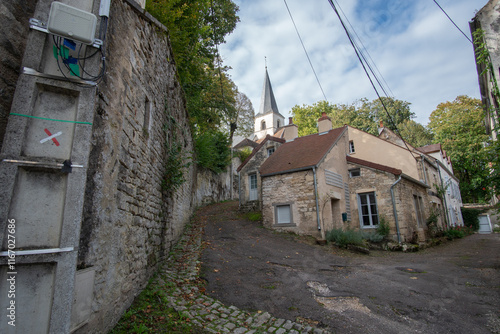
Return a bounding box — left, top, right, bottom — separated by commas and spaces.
237, 135, 285, 211
260, 119, 349, 240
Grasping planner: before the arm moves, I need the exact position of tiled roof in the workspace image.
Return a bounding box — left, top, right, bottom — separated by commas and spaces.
236, 135, 286, 172
417, 143, 442, 154
259, 127, 346, 176
347, 156, 402, 176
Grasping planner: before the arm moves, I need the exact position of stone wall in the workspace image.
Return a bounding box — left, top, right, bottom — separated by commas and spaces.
0, 0, 37, 148
347, 163, 432, 242
75, 1, 230, 332
262, 170, 319, 237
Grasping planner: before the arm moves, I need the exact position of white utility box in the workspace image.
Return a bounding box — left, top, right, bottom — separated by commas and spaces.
47, 2, 97, 44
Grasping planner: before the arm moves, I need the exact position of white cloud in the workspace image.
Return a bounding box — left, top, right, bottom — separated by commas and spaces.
220, 0, 487, 126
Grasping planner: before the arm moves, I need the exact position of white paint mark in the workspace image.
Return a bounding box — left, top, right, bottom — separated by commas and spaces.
40, 131, 62, 143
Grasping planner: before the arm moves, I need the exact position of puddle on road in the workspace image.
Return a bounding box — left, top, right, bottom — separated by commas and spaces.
307, 281, 371, 314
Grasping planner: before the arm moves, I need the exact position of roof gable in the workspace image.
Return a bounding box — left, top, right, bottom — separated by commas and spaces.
347, 156, 402, 175
259, 126, 346, 176
236, 135, 285, 172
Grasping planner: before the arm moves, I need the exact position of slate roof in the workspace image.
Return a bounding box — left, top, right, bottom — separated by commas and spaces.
346, 156, 402, 176
237, 135, 286, 172
255, 68, 284, 118
259, 126, 347, 176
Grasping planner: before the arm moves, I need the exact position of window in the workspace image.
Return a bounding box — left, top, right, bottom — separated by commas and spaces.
267, 147, 275, 157
349, 168, 360, 178
358, 192, 378, 227
349, 140, 355, 154
276, 205, 292, 224
261, 120, 266, 130
413, 195, 424, 227
249, 174, 258, 201
277, 120, 280, 128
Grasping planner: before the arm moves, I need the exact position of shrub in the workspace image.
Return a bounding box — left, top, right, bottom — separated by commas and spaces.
246, 212, 262, 222
461, 208, 481, 231
194, 130, 231, 173
444, 228, 465, 240
326, 229, 364, 248
362, 231, 385, 243
235, 147, 252, 163
376, 217, 390, 238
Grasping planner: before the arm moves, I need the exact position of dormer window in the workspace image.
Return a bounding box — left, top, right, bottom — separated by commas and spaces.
261, 120, 266, 130
267, 147, 275, 157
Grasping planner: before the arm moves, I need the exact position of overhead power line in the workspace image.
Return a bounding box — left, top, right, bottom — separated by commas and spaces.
432, 0, 473, 44
326, 0, 418, 160
284, 0, 328, 102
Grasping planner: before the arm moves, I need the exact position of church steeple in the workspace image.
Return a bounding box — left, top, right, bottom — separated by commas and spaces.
253, 66, 285, 140
257, 67, 282, 117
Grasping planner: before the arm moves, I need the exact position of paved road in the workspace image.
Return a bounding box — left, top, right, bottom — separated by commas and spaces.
200, 201, 500, 334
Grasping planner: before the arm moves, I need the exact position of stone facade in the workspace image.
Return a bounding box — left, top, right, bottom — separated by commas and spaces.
74, 1, 231, 332
238, 136, 285, 211
260, 129, 349, 239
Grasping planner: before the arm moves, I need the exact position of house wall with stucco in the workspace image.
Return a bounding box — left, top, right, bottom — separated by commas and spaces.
348, 126, 421, 180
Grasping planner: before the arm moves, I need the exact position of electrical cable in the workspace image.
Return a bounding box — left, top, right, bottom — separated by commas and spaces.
284, 0, 328, 102
432, 0, 473, 44
333, 0, 394, 98
327, 0, 419, 160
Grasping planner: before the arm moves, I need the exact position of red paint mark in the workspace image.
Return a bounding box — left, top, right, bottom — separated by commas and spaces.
44, 128, 60, 146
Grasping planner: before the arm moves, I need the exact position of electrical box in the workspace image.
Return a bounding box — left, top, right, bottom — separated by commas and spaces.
47, 2, 97, 44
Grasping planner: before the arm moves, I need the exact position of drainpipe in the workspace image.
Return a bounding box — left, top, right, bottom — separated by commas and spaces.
238, 172, 241, 208
390, 175, 402, 243
313, 167, 322, 234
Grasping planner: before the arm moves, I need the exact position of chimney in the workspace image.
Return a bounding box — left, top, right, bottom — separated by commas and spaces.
289, 117, 293, 125
318, 112, 332, 133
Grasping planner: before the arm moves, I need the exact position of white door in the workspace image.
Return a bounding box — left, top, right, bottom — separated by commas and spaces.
249, 174, 258, 201
478, 215, 492, 234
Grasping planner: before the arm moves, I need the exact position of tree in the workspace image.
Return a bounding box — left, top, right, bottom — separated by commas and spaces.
428, 95, 491, 203
398, 120, 434, 148
291, 97, 416, 137
233, 92, 255, 138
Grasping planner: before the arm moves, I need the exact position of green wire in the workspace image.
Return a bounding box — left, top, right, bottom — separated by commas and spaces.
9, 113, 92, 125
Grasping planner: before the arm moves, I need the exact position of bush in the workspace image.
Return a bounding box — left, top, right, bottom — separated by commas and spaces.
362, 231, 385, 243
444, 228, 465, 240
235, 147, 252, 163
326, 229, 364, 248
461, 208, 481, 231
376, 217, 390, 238
194, 130, 231, 173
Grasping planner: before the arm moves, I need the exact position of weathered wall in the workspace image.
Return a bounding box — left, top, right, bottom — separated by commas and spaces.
74, 0, 230, 332
262, 170, 319, 237
347, 163, 433, 242
0, 0, 37, 148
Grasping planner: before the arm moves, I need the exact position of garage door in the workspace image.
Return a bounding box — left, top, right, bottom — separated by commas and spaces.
478, 215, 492, 234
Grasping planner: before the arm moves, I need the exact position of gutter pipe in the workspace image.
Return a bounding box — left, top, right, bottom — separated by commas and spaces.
390, 175, 402, 243
313, 167, 321, 233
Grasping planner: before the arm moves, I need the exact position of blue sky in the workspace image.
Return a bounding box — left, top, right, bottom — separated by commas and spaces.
219, 0, 488, 126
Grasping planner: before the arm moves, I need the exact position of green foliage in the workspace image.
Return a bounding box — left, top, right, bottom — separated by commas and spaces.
246, 211, 262, 221
397, 119, 434, 147
326, 228, 364, 248
110, 274, 207, 333
428, 95, 491, 203
326, 228, 386, 247
444, 227, 465, 240
461, 208, 481, 231
194, 130, 230, 173
291, 97, 417, 138
234, 147, 252, 162
376, 216, 390, 238
163, 114, 192, 193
